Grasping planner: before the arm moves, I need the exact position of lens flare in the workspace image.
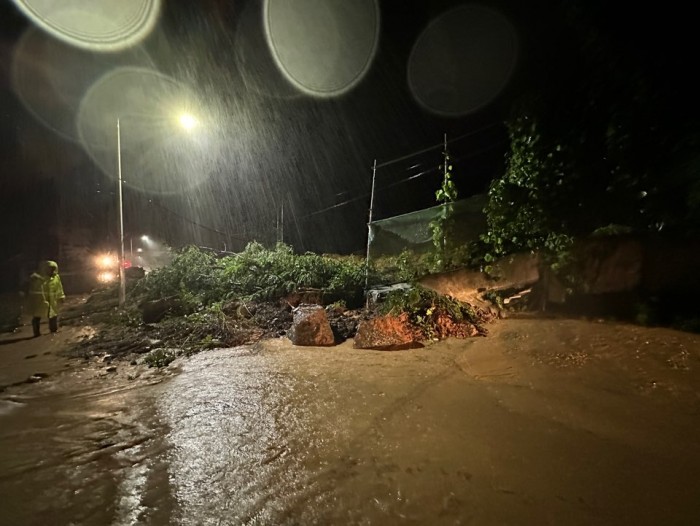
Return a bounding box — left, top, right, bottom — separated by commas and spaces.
264, 0, 379, 97
77, 67, 212, 195
12, 0, 161, 52
95, 253, 118, 269
407, 5, 518, 116
97, 271, 117, 283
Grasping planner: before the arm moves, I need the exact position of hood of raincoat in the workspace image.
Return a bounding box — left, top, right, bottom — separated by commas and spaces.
39, 260, 59, 276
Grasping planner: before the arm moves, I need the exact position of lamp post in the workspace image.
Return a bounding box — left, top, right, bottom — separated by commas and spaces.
117, 118, 126, 307
117, 114, 198, 307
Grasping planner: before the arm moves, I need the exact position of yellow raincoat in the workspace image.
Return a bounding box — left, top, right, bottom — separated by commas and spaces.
27, 261, 65, 318
44, 261, 65, 317
27, 271, 48, 318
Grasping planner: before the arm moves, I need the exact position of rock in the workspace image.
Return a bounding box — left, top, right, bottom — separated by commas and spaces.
354, 313, 423, 351
288, 304, 335, 346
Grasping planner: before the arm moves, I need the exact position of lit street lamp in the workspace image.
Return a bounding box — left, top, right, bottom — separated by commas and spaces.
179, 114, 198, 130
129, 234, 150, 259
117, 115, 198, 307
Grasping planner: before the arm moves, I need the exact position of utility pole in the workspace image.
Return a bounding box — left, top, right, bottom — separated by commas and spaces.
117, 118, 126, 307
364, 159, 377, 302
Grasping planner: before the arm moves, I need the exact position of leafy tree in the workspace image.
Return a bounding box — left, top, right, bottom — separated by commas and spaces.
480, 0, 700, 268
481, 115, 574, 266
430, 136, 459, 270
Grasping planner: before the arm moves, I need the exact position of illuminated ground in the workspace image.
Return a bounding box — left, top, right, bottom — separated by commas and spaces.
1, 302, 699, 525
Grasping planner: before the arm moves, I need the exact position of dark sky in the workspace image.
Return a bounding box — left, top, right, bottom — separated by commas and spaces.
0, 0, 697, 270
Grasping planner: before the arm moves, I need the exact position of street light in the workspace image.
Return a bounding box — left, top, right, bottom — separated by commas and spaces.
128, 234, 150, 259
179, 113, 198, 130
117, 113, 198, 307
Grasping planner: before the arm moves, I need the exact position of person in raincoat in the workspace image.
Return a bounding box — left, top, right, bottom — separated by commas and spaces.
27, 260, 65, 336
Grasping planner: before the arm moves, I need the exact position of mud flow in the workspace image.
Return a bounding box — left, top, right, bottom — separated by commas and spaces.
1, 318, 700, 525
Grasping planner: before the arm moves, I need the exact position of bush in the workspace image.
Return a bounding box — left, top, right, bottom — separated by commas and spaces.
131, 245, 227, 312
221, 242, 372, 306
130, 243, 381, 311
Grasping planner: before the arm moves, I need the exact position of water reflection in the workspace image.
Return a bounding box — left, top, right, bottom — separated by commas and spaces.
160, 345, 323, 524
2, 322, 700, 525
0, 366, 173, 526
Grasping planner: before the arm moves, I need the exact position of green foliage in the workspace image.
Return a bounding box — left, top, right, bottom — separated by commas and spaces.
222, 242, 370, 306
372, 249, 432, 283
131, 245, 227, 312
478, 2, 700, 270
435, 150, 458, 205
128, 242, 380, 310
373, 244, 475, 283
378, 285, 482, 339
143, 348, 176, 368
430, 144, 459, 271
481, 116, 575, 262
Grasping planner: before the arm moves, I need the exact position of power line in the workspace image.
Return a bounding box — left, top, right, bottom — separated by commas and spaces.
130, 127, 506, 242
375, 122, 501, 169
146, 198, 248, 240
300, 140, 504, 220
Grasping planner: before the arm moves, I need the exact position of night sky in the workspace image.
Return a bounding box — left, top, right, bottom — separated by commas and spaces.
0, 0, 697, 287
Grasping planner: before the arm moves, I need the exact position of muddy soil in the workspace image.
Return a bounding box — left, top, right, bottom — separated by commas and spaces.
1, 299, 700, 525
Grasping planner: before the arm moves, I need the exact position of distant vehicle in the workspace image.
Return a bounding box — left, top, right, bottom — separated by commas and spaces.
95, 253, 119, 284
94, 253, 146, 284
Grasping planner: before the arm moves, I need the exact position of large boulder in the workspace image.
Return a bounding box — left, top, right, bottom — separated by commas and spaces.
288, 304, 335, 346
354, 313, 424, 351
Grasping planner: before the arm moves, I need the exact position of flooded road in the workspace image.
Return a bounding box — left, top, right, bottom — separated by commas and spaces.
2, 318, 700, 525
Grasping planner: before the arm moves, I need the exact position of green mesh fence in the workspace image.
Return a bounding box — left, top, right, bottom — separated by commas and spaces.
368, 194, 488, 262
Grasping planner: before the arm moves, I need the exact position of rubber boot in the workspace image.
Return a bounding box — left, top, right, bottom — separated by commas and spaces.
32, 317, 41, 337
49, 316, 58, 333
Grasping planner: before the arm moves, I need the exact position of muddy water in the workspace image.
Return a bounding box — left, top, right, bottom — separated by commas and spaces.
0, 364, 174, 526
2, 318, 700, 525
